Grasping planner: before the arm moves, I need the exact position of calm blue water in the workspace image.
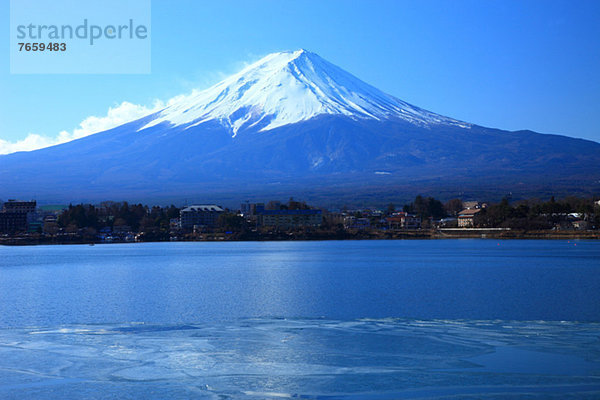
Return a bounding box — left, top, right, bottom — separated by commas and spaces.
0, 240, 599, 398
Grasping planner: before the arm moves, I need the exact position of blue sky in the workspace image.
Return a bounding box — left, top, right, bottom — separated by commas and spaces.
1, 0, 599, 153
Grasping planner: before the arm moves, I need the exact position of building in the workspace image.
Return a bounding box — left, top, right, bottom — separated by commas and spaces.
458, 208, 481, 228
240, 202, 252, 216
3, 200, 37, 213
240, 202, 264, 216
265, 201, 282, 210
0, 212, 28, 234
385, 212, 421, 229
0, 200, 37, 234
437, 217, 458, 228
257, 209, 322, 229
43, 215, 60, 235
180, 205, 225, 230
344, 216, 371, 230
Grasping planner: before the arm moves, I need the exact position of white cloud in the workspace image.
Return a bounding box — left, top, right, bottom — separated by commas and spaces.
0, 134, 58, 155
0, 100, 165, 155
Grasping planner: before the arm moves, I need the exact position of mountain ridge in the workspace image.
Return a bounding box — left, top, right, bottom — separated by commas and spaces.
1, 49, 598, 205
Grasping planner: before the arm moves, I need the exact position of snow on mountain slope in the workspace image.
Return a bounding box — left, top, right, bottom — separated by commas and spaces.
142, 49, 469, 135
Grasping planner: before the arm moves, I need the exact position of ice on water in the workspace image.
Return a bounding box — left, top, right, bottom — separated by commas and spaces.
0, 318, 599, 399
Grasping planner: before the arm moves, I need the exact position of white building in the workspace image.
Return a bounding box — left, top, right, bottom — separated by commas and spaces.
180, 205, 224, 230
258, 209, 322, 229
458, 209, 481, 228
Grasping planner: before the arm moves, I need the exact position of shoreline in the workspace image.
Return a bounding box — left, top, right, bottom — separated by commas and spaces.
1, 229, 598, 246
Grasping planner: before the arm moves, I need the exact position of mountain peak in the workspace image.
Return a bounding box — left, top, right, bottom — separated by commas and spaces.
142, 50, 468, 135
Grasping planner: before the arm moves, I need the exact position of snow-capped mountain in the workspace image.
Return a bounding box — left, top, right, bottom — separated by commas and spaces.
0, 50, 599, 204
142, 49, 468, 135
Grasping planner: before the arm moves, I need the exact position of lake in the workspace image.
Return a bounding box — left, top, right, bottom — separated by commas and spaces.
0, 240, 599, 398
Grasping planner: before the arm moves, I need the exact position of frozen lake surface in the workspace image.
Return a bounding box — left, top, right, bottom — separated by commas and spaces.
0, 240, 599, 398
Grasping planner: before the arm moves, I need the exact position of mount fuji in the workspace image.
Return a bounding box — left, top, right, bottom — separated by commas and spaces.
141, 49, 468, 133
1, 49, 599, 205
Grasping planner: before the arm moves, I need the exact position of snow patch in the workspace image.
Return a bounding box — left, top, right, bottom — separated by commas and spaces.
141, 49, 469, 135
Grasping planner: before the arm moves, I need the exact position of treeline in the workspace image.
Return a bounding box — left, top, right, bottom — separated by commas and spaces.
386, 195, 599, 229
58, 202, 180, 232
402, 195, 446, 220
474, 197, 600, 229
54, 195, 600, 235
